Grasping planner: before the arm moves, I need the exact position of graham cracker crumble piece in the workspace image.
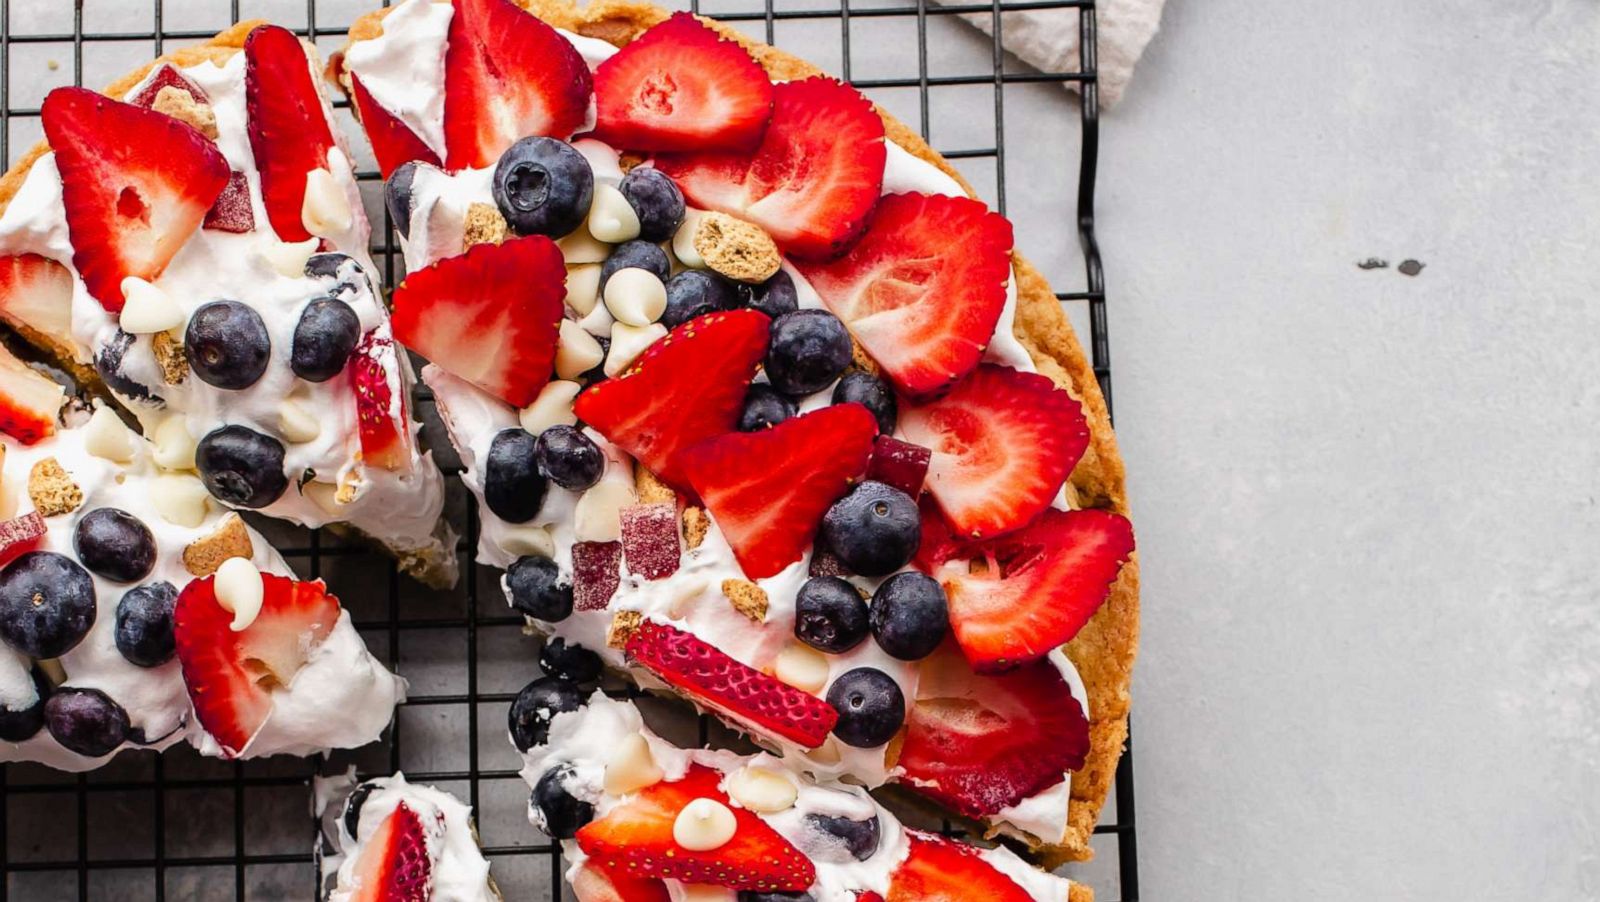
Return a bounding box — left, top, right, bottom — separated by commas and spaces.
27, 458, 81, 517
693, 212, 781, 284
463, 202, 509, 246
152, 331, 188, 384
849, 339, 881, 376
617, 151, 647, 172
607, 611, 643, 649
681, 506, 709, 551
721, 578, 768, 623
635, 466, 676, 504
152, 85, 218, 139
182, 512, 255, 577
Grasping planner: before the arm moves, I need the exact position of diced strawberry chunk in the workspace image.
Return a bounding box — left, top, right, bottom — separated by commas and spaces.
350, 72, 442, 178
0, 345, 63, 444
0, 254, 74, 350
620, 502, 680, 580
203, 171, 255, 234
569, 860, 670, 902
128, 63, 208, 109
347, 801, 432, 902
886, 831, 1033, 902
245, 24, 336, 243
572, 540, 623, 611
351, 331, 415, 472
657, 77, 885, 261
0, 512, 46, 565
866, 435, 930, 498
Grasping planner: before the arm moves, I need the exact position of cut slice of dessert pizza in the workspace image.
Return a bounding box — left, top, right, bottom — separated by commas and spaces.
0, 22, 455, 587
0, 347, 403, 770
337, 0, 1137, 863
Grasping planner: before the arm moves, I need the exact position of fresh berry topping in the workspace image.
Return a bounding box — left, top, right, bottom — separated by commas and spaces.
114, 581, 178, 668
818, 480, 920, 577
620, 502, 681, 580
658, 78, 885, 261
342, 781, 379, 839
600, 240, 672, 294
765, 309, 853, 397
865, 435, 929, 498
484, 428, 548, 523
203, 171, 255, 233
73, 507, 156, 583
443, 0, 593, 170
803, 813, 880, 862
569, 860, 670, 902
868, 572, 947, 661
797, 193, 1013, 397
351, 332, 416, 472
184, 300, 271, 390
0, 512, 46, 566
833, 372, 897, 435
40, 87, 228, 312
492, 137, 594, 237
128, 63, 206, 109
592, 13, 774, 154
739, 894, 815, 902
290, 297, 360, 382
794, 576, 869, 654
43, 687, 129, 758
897, 649, 1089, 818
572, 541, 623, 611
619, 167, 687, 241
663, 270, 739, 330
385, 160, 423, 239
574, 310, 769, 492
625, 620, 838, 748
392, 236, 566, 407
680, 404, 877, 579
912, 493, 972, 574
0, 551, 96, 658
737, 383, 795, 432
0, 253, 73, 347
534, 425, 604, 491
0, 348, 63, 444
737, 270, 799, 319
93, 330, 160, 406
532, 764, 595, 839
347, 801, 433, 902
885, 831, 1032, 902
507, 554, 573, 622
0, 664, 49, 742
195, 425, 288, 509
576, 763, 817, 891
824, 666, 904, 748
509, 676, 585, 751
304, 251, 364, 283
538, 637, 602, 684
899, 364, 1088, 539
349, 72, 441, 178
244, 25, 337, 243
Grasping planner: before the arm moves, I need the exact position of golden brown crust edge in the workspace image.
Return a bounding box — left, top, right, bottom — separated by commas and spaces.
341, 0, 1137, 865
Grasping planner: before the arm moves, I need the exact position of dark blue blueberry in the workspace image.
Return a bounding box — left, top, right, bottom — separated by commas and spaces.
44, 687, 128, 758
534, 425, 604, 491
662, 270, 739, 330
508, 676, 585, 752
819, 480, 920, 577
484, 428, 548, 523
869, 572, 948, 661
114, 581, 178, 667
303, 252, 357, 281
738, 894, 815, 902
804, 812, 881, 862
493, 137, 594, 237
290, 297, 361, 382
73, 508, 156, 583
538, 637, 602, 684
94, 330, 161, 405
532, 765, 593, 839
825, 667, 904, 749
765, 309, 852, 397
0, 666, 50, 742
507, 554, 573, 623
738, 270, 799, 319
184, 300, 271, 390
0, 551, 96, 658
599, 240, 671, 294
832, 371, 897, 434
196, 425, 288, 508
737, 383, 796, 432
385, 159, 422, 239
794, 576, 869, 653
619, 167, 686, 242
342, 780, 379, 840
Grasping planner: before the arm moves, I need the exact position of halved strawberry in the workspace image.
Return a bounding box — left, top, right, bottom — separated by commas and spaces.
0, 254, 74, 350
657, 77, 885, 261
591, 13, 773, 153
625, 620, 838, 748
569, 860, 669, 902
573, 310, 768, 492
885, 831, 1032, 902
898, 364, 1087, 538
391, 236, 565, 408
796, 192, 1013, 397
351, 331, 415, 472
577, 763, 816, 891
934, 507, 1133, 672
40, 87, 228, 313
443, 0, 593, 170
0, 345, 64, 444
679, 403, 877, 579
0, 512, 46, 565
173, 574, 344, 757
128, 63, 207, 109
245, 24, 336, 243
348, 801, 432, 902
350, 72, 442, 178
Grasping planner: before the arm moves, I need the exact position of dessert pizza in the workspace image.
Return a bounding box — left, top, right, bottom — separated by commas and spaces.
317, 772, 498, 902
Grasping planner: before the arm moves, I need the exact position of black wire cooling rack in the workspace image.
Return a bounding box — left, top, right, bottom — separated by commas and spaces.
0, 0, 1134, 899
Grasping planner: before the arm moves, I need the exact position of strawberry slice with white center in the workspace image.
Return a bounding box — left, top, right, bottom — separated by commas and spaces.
796, 192, 1013, 397
173, 574, 344, 758
886, 831, 1034, 902
591, 12, 773, 154
657, 77, 885, 261
0, 345, 64, 445
898, 364, 1087, 538
443, 0, 594, 171
577, 763, 817, 892
244, 24, 337, 243
350, 72, 442, 178
40, 87, 228, 313
569, 860, 669, 902
351, 331, 415, 472
573, 310, 768, 492
679, 403, 878, 579
348, 801, 433, 902
0, 254, 74, 353
391, 236, 565, 408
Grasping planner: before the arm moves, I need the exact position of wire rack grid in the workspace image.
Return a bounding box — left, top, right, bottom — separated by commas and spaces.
0, 0, 1133, 899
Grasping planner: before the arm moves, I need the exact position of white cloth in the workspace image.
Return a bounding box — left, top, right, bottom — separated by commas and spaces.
948, 0, 1167, 107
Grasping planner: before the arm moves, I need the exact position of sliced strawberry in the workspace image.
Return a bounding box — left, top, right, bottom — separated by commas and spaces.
0, 254, 74, 349
679, 403, 877, 579
625, 620, 838, 748
569, 859, 670, 902
173, 574, 344, 757
886, 831, 1032, 902
245, 24, 336, 243
573, 310, 768, 492
866, 434, 930, 498
443, 0, 593, 170
591, 13, 772, 153
0, 345, 63, 444
577, 763, 816, 891
657, 77, 885, 261
0, 512, 46, 565
391, 236, 565, 408
935, 507, 1133, 672
128, 63, 207, 109
348, 801, 432, 902
351, 331, 415, 472
796, 192, 1013, 396
41, 87, 228, 313
857, 894, 886, 902
350, 72, 442, 178
912, 493, 971, 574
203, 172, 255, 234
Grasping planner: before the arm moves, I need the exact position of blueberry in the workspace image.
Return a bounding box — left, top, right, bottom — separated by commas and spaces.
532, 765, 594, 839
342, 780, 379, 840
738, 384, 796, 432
804, 812, 881, 862
0, 551, 96, 658
738, 270, 799, 319
599, 240, 671, 295
534, 425, 604, 491
94, 330, 161, 405
384, 160, 421, 239
508, 676, 585, 752
662, 270, 739, 329
290, 297, 361, 382
826, 667, 905, 749
819, 481, 920, 576
44, 687, 129, 758
0, 666, 50, 742
303, 252, 358, 281
738, 894, 815, 902
484, 428, 548, 523
539, 637, 602, 684
617, 168, 686, 242
73, 508, 156, 583
794, 576, 869, 653
184, 300, 271, 390
196, 425, 288, 508
765, 309, 852, 397
869, 572, 948, 661
507, 555, 573, 622
493, 137, 594, 237
114, 581, 178, 667
832, 371, 897, 434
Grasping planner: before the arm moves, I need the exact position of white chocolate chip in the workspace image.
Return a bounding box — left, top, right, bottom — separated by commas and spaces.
673, 798, 737, 852
586, 183, 641, 243
118, 277, 185, 334
774, 643, 830, 694
557, 228, 611, 265
500, 524, 555, 559
83, 406, 137, 463
572, 476, 637, 542
579, 297, 615, 338
602, 268, 667, 327
151, 416, 197, 471
603, 733, 665, 795
565, 264, 602, 316
261, 237, 320, 278
805, 736, 843, 766
301, 167, 353, 237
278, 399, 321, 444
672, 209, 706, 268
213, 556, 264, 632
555, 320, 605, 382
302, 480, 345, 515
725, 765, 798, 814
152, 474, 211, 527
605, 322, 668, 377
519, 381, 581, 435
